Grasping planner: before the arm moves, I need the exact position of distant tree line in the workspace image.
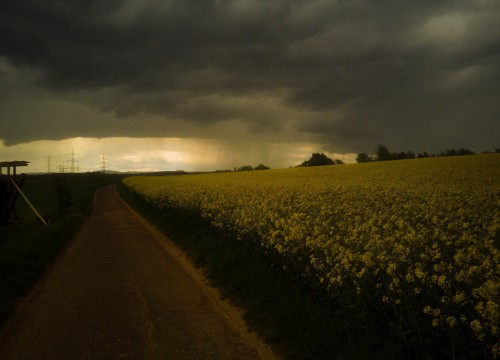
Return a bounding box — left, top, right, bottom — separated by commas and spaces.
239, 164, 269, 171
356, 145, 491, 163
218, 164, 271, 172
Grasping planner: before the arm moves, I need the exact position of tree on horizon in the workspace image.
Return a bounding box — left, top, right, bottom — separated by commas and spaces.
299, 153, 336, 167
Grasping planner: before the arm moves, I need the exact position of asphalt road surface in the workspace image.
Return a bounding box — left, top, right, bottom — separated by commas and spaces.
0, 185, 277, 360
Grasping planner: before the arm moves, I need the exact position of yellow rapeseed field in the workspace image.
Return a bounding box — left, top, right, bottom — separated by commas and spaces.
124, 154, 499, 357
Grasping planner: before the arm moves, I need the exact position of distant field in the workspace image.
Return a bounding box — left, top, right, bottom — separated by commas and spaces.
123, 154, 500, 359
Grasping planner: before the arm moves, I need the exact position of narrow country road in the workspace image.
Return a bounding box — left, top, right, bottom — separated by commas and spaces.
0, 185, 277, 360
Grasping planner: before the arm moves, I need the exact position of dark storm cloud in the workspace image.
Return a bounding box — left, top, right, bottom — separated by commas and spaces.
1, 0, 499, 152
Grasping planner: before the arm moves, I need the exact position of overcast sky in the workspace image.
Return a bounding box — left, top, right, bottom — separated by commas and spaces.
1, 0, 499, 171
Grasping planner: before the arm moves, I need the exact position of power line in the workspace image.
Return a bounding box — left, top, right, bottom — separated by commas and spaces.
99, 155, 109, 174
46, 155, 52, 173
65, 149, 80, 173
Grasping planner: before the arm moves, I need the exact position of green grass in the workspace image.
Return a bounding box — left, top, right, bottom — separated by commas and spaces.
0, 173, 125, 325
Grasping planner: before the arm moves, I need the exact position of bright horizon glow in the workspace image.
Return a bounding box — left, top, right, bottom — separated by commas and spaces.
0, 137, 357, 173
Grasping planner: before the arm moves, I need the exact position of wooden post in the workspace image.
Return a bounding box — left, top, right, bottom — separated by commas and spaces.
10, 178, 48, 226
0, 160, 33, 226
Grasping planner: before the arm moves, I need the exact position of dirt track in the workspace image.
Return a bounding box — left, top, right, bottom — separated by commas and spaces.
0, 185, 277, 360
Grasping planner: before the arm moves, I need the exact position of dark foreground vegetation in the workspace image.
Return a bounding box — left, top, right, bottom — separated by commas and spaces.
0, 173, 124, 325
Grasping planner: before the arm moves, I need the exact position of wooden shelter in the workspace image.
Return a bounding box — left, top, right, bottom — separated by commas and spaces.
0, 161, 30, 226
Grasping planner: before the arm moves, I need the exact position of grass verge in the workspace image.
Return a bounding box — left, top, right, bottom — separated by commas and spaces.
0, 173, 124, 326
117, 181, 403, 360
